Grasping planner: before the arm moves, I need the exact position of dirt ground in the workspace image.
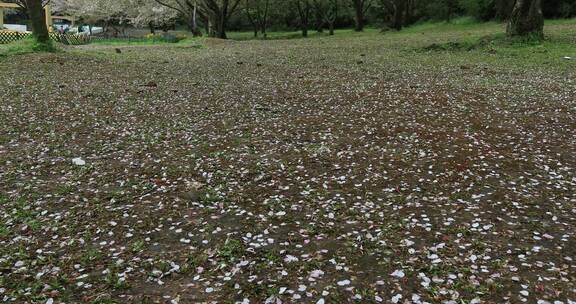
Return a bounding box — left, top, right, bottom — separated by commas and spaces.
0, 23, 575, 304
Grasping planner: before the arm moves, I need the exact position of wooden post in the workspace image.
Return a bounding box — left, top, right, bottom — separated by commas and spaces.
0, 7, 4, 29
45, 4, 52, 29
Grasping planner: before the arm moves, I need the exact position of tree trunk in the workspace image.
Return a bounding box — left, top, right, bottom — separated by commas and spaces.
353, 0, 364, 31
315, 8, 324, 32
216, 22, 227, 39
209, 9, 227, 38
149, 22, 156, 34
216, 24, 227, 38
404, 0, 414, 24
496, 0, 515, 21
328, 22, 334, 35
507, 0, 544, 38
188, 7, 202, 36
262, 0, 269, 38
245, 1, 258, 38
26, 0, 50, 43
192, 3, 198, 33
391, 0, 405, 30
205, 18, 212, 37
296, 0, 310, 37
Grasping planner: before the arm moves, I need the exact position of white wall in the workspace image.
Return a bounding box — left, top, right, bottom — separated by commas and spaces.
3, 24, 28, 32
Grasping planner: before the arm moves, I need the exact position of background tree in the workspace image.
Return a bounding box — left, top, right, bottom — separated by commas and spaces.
495, 0, 515, 20
244, 0, 270, 38
153, 0, 202, 35
199, 0, 242, 38
55, 0, 135, 36
425, 0, 460, 22
313, 0, 338, 35
507, 0, 544, 38
350, 0, 371, 31
47, 0, 576, 40
382, 0, 406, 30
132, 0, 179, 33
458, 0, 495, 21
294, 0, 312, 37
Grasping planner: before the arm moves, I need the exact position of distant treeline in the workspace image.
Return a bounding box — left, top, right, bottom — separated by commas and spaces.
6, 0, 572, 40
226, 0, 576, 33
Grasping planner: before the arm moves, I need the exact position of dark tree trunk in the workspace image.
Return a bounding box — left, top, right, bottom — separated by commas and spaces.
216, 28, 227, 38
245, 1, 257, 37
352, 0, 365, 31
507, 0, 544, 38
247, 15, 259, 37
261, 0, 269, 38
192, 3, 199, 34
205, 0, 241, 39
26, 0, 50, 43
391, 0, 405, 30
315, 8, 324, 32
296, 0, 310, 37
404, 0, 414, 24
215, 16, 227, 39
328, 22, 334, 35
188, 12, 202, 36
149, 22, 156, 34
496, 0, 515, 21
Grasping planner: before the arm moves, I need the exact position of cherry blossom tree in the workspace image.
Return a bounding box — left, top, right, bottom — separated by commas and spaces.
54, 0, 179, 35
132, 1, 180, 33
153, 0, 202, 35
53, 0, 134, 32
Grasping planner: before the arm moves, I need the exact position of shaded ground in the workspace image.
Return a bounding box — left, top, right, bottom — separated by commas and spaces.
1, 21, 575, 304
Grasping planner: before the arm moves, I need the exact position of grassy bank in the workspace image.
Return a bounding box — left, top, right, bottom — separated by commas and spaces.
0, 37, 58, 59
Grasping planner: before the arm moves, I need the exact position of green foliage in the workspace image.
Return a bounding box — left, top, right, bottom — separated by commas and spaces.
459, 0, 496, 21
0, 224, 9, 237
543, 0, 576, 18
217, 239, 244, 261
91, 34, 189, 45
400, 17, 491, 34
0, 37, 58, 59
145, 33, 187, 43
227, 28, 358, 40
426, 0, 462, 21
91, 300, 120, 304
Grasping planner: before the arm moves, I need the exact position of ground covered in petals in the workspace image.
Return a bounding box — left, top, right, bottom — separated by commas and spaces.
1, 21, 575, 304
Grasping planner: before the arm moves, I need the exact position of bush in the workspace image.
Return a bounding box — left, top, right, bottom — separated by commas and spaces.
425, 0, 462, 21
459, 0, 496, 21
0, 37, 57, 59
144, 33, 187, 43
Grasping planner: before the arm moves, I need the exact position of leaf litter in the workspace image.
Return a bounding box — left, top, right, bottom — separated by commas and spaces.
0, 30, 575, 303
